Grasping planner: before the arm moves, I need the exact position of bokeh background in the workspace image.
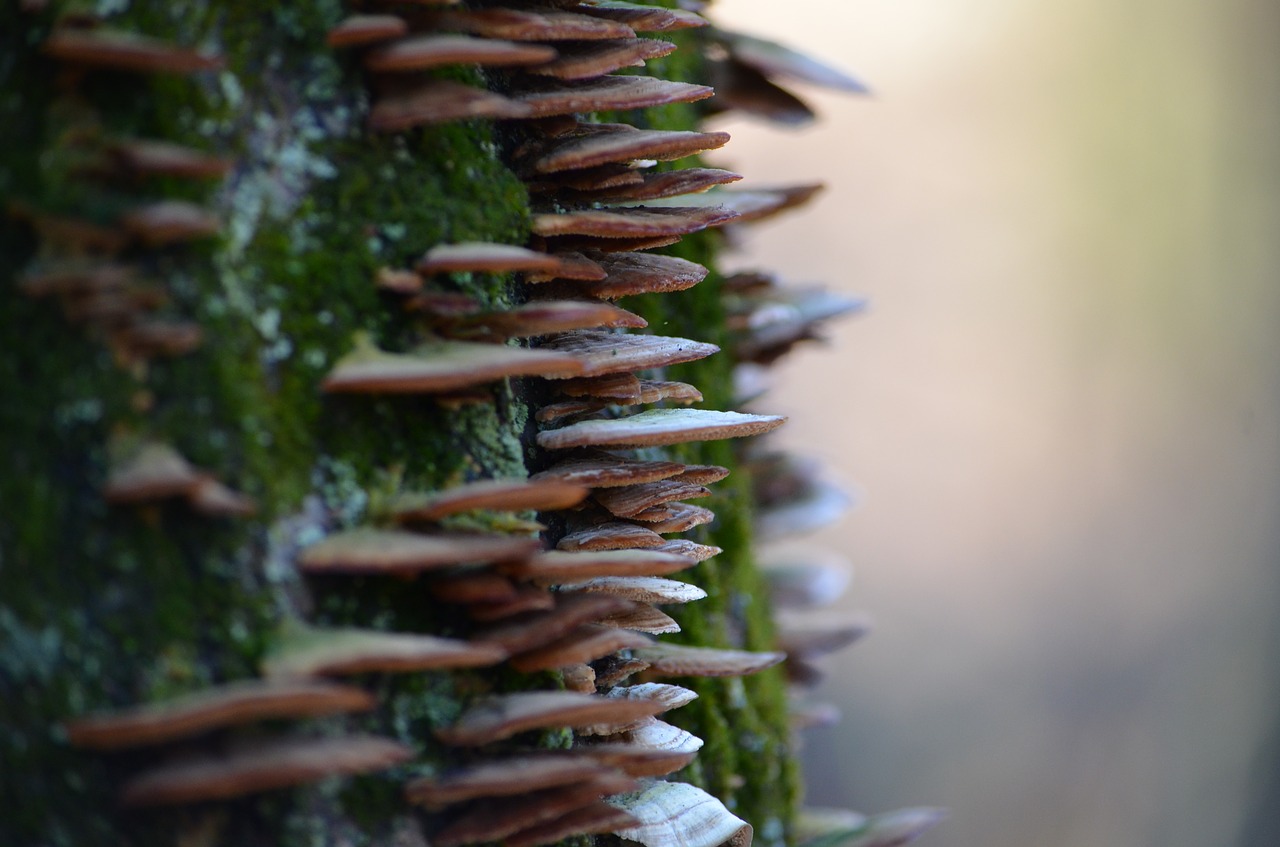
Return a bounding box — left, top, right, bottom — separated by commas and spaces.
706, 1, 1280, 845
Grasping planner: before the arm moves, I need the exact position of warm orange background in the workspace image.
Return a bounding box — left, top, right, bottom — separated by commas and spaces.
710, 1, 1280, 845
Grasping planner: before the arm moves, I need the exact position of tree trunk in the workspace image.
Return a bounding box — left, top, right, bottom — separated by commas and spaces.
1, 2, 796, 846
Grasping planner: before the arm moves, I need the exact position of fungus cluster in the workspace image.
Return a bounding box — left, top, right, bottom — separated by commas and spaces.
13, 2, 942, 847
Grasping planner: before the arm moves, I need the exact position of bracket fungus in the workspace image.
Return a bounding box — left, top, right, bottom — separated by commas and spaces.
119, 735, 413, 807
63, 680, 375, 750
297, 527, 542, 574
321, 336, 584, 393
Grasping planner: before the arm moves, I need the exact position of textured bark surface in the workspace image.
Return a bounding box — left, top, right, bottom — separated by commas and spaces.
1, 2, 796, 847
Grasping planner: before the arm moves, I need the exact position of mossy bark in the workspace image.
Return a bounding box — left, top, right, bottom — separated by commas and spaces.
1, 2, 797, 846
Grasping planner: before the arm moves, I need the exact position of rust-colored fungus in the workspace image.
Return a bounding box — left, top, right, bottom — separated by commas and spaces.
119, 735, 412, 807
368, 81, 533, 132
261, 625, 508, 678
63, 680, 374, 750
436, 690, 670, 746
43, 29, 224, 73
326, 14, 408, 48
298, 527, 541, 575
321, 336, 584, 393
538, 408, 786, 449
405, 754, 622, 808
365, 34, 557, 72
512, 75, 714, 118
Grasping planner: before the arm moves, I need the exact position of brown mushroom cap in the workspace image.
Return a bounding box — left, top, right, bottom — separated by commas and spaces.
576, 739, 700, 778
707, 57, 817, 127
528, 162, 648, 196
543, 233, 685, 254
298, 528, 541, 574
108, 139, 233, 179
532, 205, 737, 239
43, 29, 225, 73
592, 479, 712, 519
632, 643, 787, 678
776, 611, 873, 658
557, 521, 667, 552
559, 576, 707, 605
428, 570, 521, 604
551, 374, 646, 401
119, 734, 412, 807
524, 250, 608, 283
630, 503, 717, 534
114, 320, 204, 360
459, 300, 647, 338
365, 35, 557, 72
566, 168, 743, 204
598, 603, 680, 635
18, 261, 136, 298
538, 409, 786, 450
326, 14, 409, 48
435, 690, 671, 745
528, 124, 730, 175
261, 626, 508, 678
104, 440, 202, 503
632, 379, 703, 404
321, 337, 584, 393
432, 775, 640, 847
539, 330, 719, 378
121, 201, 220, 246
186, 476, 257, 517
649, 539, 722, 562
513, 75, 714, 118
504, 800, 642, 847
593, 655, 652, 687
535, 398, 610, 423
563, 662, 598, 693
435, 8, 637, 41
405, 754, 624, 808
390, 478, 589, 521
502, 549, 697, 582
527, 38, 677, 81
474, 593, 630, 653
509, 624, 652, 672
571, 250, 709, 300
575, 2, 708, 32
63, 679, 375, 750
788, 701, 843, 731
369, 81, 533, 132
724, 30, 871, 94
468, 584, 557, 621
415, 241, 565, 275
11, 203, 129, 253
647, 183, 825, 225
671, 464, 729, 485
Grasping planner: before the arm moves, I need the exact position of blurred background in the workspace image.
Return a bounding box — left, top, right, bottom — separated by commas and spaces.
707, 1, 1280, 845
